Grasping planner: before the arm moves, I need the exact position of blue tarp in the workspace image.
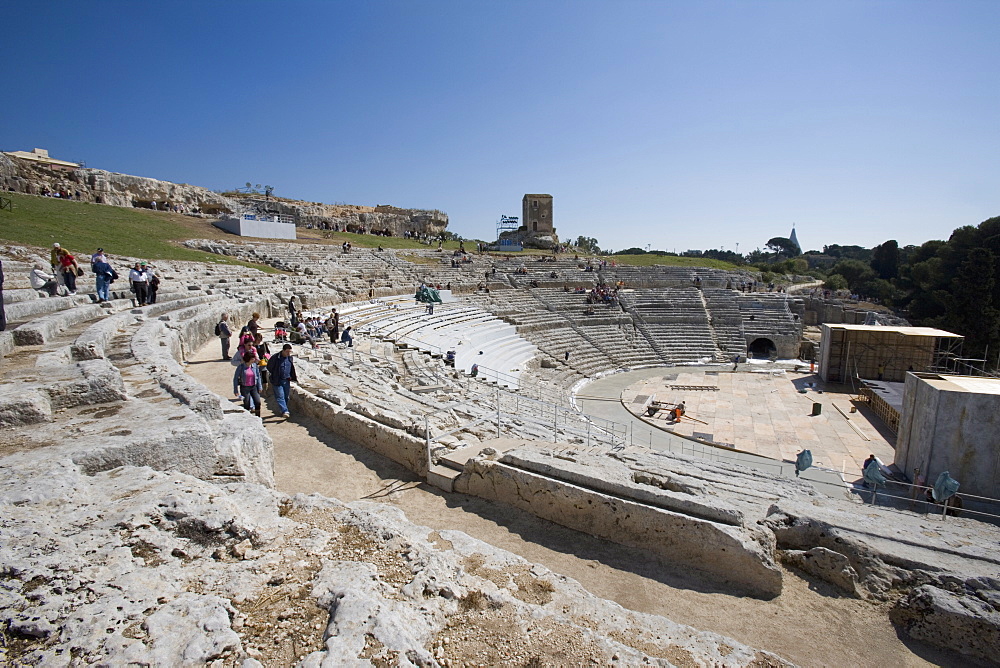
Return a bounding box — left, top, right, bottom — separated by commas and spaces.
932, 471, 960, 502
415, 286, 442, 304
795, 450, 813, 476
863, 459, 887, 487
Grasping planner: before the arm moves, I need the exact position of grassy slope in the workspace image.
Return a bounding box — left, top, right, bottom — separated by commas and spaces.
0, 192, 279, 270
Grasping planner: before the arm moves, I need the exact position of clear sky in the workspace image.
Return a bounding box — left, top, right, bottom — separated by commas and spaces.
4, 1, 998, 254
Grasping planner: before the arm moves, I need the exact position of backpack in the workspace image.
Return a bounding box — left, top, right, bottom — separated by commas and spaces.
214, 322, 221, 336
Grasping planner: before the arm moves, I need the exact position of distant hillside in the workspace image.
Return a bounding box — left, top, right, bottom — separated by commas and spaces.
0, 152, 448, 238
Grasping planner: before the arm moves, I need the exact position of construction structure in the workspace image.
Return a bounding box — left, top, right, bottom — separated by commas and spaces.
895, 372, 1000, 500
493, 214, 522, 251
817, 324, 963, 384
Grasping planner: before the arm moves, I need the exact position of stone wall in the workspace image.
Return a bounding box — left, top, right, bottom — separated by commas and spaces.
895, 373, 1000, 500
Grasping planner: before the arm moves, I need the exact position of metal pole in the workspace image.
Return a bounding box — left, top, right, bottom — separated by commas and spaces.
941, 497, 949, 521
425, 415, 432, 472
553, 402, 558, 442
496, 385, 501, 438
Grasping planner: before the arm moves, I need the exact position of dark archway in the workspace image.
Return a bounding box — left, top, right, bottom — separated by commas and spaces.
748, 338, 776, 359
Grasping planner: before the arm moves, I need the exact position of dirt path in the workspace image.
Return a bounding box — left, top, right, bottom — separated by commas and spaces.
185, 339, 954, 667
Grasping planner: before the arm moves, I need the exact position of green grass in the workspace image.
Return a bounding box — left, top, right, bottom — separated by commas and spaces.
309, 228, 473, 251
0, 192, 280, 272
608, 254, 741, 270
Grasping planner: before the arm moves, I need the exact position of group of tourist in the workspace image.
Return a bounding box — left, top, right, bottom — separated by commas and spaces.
28, 244, 158, 305
218, 311, 292, 418
40, 189, 81, 200
586, 284, 620, 306
218, 306, 361, 420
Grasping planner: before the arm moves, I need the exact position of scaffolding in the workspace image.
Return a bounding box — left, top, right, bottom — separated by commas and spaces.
818, 324, 964, 384
493, 214, 522, 252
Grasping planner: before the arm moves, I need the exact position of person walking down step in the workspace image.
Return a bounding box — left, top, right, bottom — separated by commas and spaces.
92, 256, 118, 303
233, 351, 264, 417
267, 343, 298, 418
58, 248, 81, 295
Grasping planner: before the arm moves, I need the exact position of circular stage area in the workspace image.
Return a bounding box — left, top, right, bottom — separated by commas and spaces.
619, 366, 896, 474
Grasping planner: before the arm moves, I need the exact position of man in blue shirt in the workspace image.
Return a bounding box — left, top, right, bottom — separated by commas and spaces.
266, 343, 298, 418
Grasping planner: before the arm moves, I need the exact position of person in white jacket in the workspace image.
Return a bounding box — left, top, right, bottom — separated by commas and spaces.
29, 265, 59, 297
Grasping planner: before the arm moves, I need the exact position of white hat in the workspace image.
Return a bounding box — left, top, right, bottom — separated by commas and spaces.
53, 243, 60, 248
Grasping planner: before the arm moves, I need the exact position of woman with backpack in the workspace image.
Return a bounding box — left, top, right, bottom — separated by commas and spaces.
233, 351, 263, 417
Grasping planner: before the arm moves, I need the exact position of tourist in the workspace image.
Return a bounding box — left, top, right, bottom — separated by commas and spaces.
144, 263, 159, 304
92, 255, 118, 303
90, 247, 108, 270
267, 343, 297, 418
129, 262, 149, 306
340, 326, 353, 348
58, 248, 81, 295
232, 333, 259, 366
216, 313, 232, 360
287, 295, 297, 326
233, 351, 264, 417
246, 312, 261, 337
296, 320, 316, 348
325, 310, 339, 343
253, 333, 271, 391
30, 264, 60, 297
50, 243, 62, 273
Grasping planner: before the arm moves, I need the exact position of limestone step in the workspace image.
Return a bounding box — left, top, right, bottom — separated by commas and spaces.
426, 464, 460, 492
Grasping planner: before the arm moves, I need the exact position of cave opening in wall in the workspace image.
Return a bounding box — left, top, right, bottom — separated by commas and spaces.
748, 338, 777, 359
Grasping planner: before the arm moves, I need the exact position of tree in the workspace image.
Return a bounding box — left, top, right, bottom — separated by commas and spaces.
870, 240, 900, 280
822, 244, 872, 261
824, 274, 848, 291
829, 259, 875, 290
765, 237, 799, 259
573, 236, 602, 254
945, 248, 999, 358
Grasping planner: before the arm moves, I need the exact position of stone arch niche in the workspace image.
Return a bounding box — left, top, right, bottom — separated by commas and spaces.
748, 337, 777, 359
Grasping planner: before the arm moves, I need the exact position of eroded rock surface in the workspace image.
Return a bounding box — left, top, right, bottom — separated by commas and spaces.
0, 457, 789, 666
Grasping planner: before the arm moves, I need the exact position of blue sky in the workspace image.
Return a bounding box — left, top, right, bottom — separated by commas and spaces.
4, 1, 998, 254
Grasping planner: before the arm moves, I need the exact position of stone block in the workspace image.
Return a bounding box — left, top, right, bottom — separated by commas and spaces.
890, 584, 1000, 662
0, 387, 52, 427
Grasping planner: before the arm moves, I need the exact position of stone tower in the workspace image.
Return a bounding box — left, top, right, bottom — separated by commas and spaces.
522, 194, 554, 235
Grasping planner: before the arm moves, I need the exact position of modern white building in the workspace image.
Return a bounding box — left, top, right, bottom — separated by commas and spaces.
213, 210, 297, 240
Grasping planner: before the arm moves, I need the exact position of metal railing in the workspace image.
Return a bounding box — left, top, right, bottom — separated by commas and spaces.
854, 478, 1000, 524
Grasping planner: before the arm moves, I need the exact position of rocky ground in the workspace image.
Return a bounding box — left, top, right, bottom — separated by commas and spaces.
0, 452, 787, 667
3, 238, 999, 667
